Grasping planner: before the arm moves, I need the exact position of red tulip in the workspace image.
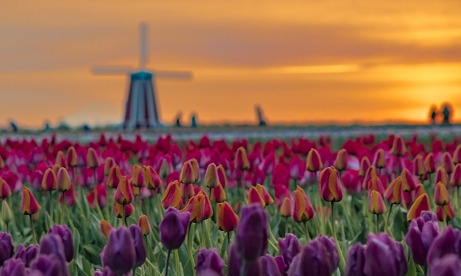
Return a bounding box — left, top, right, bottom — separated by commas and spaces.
434, 182, 450, 206
319, 167, 343, 202
0, 178, 12, 199
217, 202, 239, 232
20, 187, 41, 215
292, 186, 315, 223
114, 176, 134, 205
407, 194, 430, 221
306, 148, 322, 172
369, 190, 387, 214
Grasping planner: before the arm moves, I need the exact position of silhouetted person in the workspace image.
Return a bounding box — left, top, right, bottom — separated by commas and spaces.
255, 105, 267, 126
442, 104, 452, 125
429, 105, 438, 125
175, 112, 182, 127
191, 113, 197, 128
9, 121, 18, 133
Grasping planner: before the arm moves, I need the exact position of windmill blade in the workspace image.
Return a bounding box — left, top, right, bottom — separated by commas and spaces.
139, 22, 149, 70
91, 66, 134, 75
153, 70, 193, 79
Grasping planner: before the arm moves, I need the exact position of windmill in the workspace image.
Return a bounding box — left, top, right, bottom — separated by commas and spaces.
92, 22, 192, 130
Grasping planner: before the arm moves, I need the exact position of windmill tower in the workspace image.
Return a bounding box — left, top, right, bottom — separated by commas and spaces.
92, 22, 192, 130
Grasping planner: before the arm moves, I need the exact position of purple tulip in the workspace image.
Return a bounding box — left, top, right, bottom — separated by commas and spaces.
49, 224, 74, 262
260, 255, 282, 276
277, 233, 301, 269
294, 235, 339, 276
0, 258, 25, 276
128, 225, 146, 268
159, 208, 190, 251
195, 248, 224, 276
419, 210, 437, 222
345, 244, 365, 276
15, 243, 39, 267
429, 254, 461, 276
404, 213, 439, 266
274, 256, 287, 276
236, 204, 269, 262
94, 267, 132, 276
38, 234, 69, 275
0, 232, 13, 266
228, 243, 261, 276
287, 254, 301, 276
30, 254, 69, 276
427, 227, 461, 267
101, 227, 136, 275
363, 233, 407, 276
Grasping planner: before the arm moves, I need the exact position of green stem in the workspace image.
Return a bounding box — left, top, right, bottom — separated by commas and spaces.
165, 250, 171, 276
174, 249, 180, 276
30, 215, 37, 243
227, 231, 230, 245
208, 187, 212, 200
376, 214, 380, 233
456, 187, 460, 218
123, 203, 127, 226
385, 204, 394, 234
303, 221, 310, 241
60, 192, 65, 224
331, 202, 336, 240
49, 191, 53, 226
285, 217, 288, 236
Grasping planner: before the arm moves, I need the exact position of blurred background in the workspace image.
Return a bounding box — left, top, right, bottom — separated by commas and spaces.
1, 1, 461, 129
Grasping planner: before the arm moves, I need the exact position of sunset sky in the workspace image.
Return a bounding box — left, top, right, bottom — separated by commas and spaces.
1, 1, 461, 128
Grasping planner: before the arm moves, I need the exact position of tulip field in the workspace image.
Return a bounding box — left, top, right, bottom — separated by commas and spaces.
1, 129, 461, 275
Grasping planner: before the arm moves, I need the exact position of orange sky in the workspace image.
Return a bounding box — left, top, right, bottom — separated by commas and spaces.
1, 1, 461, 128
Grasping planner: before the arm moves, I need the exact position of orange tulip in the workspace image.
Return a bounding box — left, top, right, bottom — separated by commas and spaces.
436, 204, 455, 222
114, 176, 134, 205
100, 219, 113, 239
292, 186, 315, 223
368, 190, 387, 215
373, 148, 386, 169
319, 166, 343, 202
86, 147, 100, 169
0, 178, 12, 199
55, 150, 67, 168
216, 165, 228, 189
106, 165, 122, 189
131, 164, 145, 188
67, 146, 78, 168
306, 148, 323, 172
248, 186, 266, 207
217, 201, 239, 232
384, 177, 403, 205
434, 182, 450, 206
255, 184, 274, 206
41, 168, 57, 192
425, 153, 436, 174
391, 135, 406, 156
279, 196, 292, 218
204, 163, 220, 189
182, 191, 213, 223
20, 187, 41, 215
57, 167, 71, 192
180, 161, 196, 185
138, 215, 152, 236
113, 202, 135, 218
211, 183, 226, 203
104, 157, 115, 176
161, 180, 182, 209
334, 149, 348, 172
144, 165, 162, 191
235, 146, 250, 171
442, 152, 454, 175
359, 156, 371, 177
413, 154, 426, 180
401, 168, 417, 192
407, 193, 430, 221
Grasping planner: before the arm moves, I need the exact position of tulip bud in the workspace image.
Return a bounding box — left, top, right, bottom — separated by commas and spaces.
113, 202, 135, 218
248, 186, 265, 207
334, 149, 348, 172
436, 204, 455, 222
0, 178, 12, 199
362, 166, 377, 190
255, 183, 274, 206
114, 176, 134, 205
131, 165, 145, 188
100, 220, 113, 239
1, 200, 13, 225
279, 196, 292, 218
159, 207, 190, 250
404, 212, 439, 266
425, 153, 436, 174
57, 167, 71, 192
128, 225, 147, 268
20, 186, 41, 215
391, 135, 406, 156
384, 177, 403, 205
182, 191, 213, 223
435, 167, 449, 186
161, 180, 182, 209
454, 145, 461, 164
369, 190, 387, 214
413, 154, 426, 180
429, 254, 461, 276
86, 147, 100, 169
319, 166, 343, 202
66, 146, 78, 168
104, 157, 115, 176
236, 204, 269, 262
204, 163, 219, 189
359, 156, 371, 177
211, 182, 226, 203
373, 148, 386, 169
296, 235, 339, 276
292, 186, 315, 223
2, 258, 26, 275
217, 201, 239, 232
106, 164, 122, 189
144, 166, 162, 191
101, 227, 136, 275
451, 164, 461, 187
49, 224, 74, 262
407, 193, 430, 221
235, 146, 250, 171
138, 215, 152, 236
216, 165, 228, 189
180, 161, 196, 185
278, 233, 301, 269
55, 150, 67, 168
189, 158, 200, 182
195, 248, 224, 276
434, 182, 450, 206
306, 148, 323, 172
442, 152, 454, 175
0, 232, 14, 266
41, 168, 57, 192
401, 168, 417, 192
